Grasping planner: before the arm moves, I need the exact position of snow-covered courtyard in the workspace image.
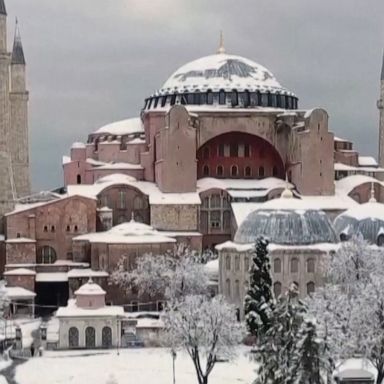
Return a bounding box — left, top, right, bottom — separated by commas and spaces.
11, 347, 254, 384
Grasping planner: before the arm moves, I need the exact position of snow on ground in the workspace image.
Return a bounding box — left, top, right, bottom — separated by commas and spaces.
0, 318, 42, 348
16, 347, 255, 384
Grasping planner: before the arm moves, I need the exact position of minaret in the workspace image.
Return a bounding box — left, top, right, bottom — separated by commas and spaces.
377, 51, 384, 168
9, 19, 30, 197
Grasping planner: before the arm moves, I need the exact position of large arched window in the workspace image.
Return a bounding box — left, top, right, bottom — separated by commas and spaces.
307, 282, 315, 295
274, 282, 282, 298
68, 327, 79, 348
216, 165, 224, 177
306, 259, 315, 273
291, 258, 299, 273
231, 165, 238, 177
274, 258, 282, 274
102, 326, 112, 348
38, 246, 57, 264
219, 90, 226, 105
85, 327, 96, 348
226, 255, 231, 270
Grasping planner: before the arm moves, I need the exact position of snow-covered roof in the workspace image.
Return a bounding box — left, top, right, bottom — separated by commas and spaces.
71, 142, 86, 149
95, 162, 143, 170
5, 286, 36, 299
334, 162, 384, 173
67, 174, 201, 206
62, 155, 71, 165
56, 299, 124, 318
75, 280, 106, 296
158, 53, 295, 96
67, 269, 109, 278
93, 118, 144, 136
197, 177, 291, 194
334, 358, 377, 380
35, 273, 68, 282
358, 156, 378, 167
73, 220, 177, 245
335, 175, 383, 195
4, 268, 36, 276
6, 237, 36, 244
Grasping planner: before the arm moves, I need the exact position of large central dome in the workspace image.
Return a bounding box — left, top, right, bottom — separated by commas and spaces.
144, 49, 298, 111
161, 54, 289, 95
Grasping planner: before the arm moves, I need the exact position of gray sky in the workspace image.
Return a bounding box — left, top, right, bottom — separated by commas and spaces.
7, 0, 384, 191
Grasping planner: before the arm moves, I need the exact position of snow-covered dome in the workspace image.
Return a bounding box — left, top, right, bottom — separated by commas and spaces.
144, 47, 298, 111
75, 279, 106, 296
95, 173, 137, 184
334, 199, 384, 245
92, 117, 144, 136
235, 209, 338, 245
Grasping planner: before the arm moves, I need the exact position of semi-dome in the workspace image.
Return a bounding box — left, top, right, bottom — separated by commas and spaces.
334, 199, 384, 245
235, 209, 338, 245
144, 46, 298, 111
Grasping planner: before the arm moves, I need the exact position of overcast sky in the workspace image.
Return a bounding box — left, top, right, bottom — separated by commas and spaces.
6, 0, 384, 190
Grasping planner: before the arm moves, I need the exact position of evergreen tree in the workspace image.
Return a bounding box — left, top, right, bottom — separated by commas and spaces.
291, 319, 323, 384
254, 284, 307, 384
244, 236, 274, 336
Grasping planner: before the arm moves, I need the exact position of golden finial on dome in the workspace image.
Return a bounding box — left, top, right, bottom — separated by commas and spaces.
217, 31, 226, 54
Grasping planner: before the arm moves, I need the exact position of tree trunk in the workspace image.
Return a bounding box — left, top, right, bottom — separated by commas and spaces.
376, 369, 384, 384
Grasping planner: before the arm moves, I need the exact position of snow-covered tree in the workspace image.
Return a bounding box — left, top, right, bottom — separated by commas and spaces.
110, 244, 210, 301
254, 284, 307, 384
163, 295, 244, 384
244, 236, 274, 336
290, 318, 323, 384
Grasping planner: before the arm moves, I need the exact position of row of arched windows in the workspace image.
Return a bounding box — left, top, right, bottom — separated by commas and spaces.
273, 281, 315, 298
37, 246, 57, 264
273, 258, 316, 274
144, 91, 298, 110
202, 164, 278, 178
68, 326, 112, 349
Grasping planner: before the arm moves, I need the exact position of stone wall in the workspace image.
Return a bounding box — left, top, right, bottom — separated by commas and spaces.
6, 241, 36, 264
150, 204, 198, 231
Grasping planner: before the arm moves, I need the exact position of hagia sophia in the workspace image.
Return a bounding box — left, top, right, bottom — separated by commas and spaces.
1, 0, 384, 317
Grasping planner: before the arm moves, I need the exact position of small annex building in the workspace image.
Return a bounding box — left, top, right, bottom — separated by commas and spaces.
56, 279, 124, 349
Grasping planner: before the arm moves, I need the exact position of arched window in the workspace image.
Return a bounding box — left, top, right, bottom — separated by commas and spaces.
161, 96, 167, 107
244, 144, 250, 158
226, 255, 231, 270
211, 194, 221, 208
102, 326, 112, 348
154, 97, 159, 108
258, 166, 265, 178
85, 327, 96, 348
207, 90, 213, 105
307, 282, 315, 295
272, 166, 278, 177
274, 258, 282, 274
235, 280, 240, 299
203, 147, 210, 160
244, 256, 250, 272
291, 258, 299, 273
170, 94, 176, 106
203, 165, 210, 177
307, 259, 315, 273
38, 246, 57, 264
235, 255, 240, 271
216, 165, 224, 177
245, 166, 252, 177
194, 92, 201, 105
244, 90, 250, 107
231, 90, 238, 107
231, 165, 238, 177
76, 174, 82, 184
219, 90, 226, 105
68, 327, 79, 348
378, 234, 384, 247
276, 94, 282, 108
274, 282, 282, 298
226, 279, 231, 297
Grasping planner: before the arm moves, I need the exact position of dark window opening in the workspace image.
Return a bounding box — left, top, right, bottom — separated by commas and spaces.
258, 166, 265, 178
230, 143, 238, 157
231, 165, 238, 177
203, 165, 210, 177
161, 96, 167, 107
245, 166, 252, 177
231, 90, 238, 107
219, 90, 226, 105
272, 166, 278, 177
76, 174, 81, 184
218, 144, 225, 157
154, 97, 159, 108
203, 147, 210, 160
244, 144, 250, 158
207, 90, 213, 105
170, 94, 176, 106
217, 165, 224, 177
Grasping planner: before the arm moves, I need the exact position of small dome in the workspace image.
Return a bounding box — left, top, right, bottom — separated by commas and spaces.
93, 117, 144, 136
75, 280, 106, 296
235, 209, 338, 245
334, 201, 384, 245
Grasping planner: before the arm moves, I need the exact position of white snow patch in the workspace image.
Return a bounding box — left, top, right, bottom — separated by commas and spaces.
94, 118, 144, 136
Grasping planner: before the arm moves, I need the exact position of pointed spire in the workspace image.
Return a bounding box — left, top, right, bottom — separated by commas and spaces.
11, 18, 26, 65
216, 31, 226, 55
369, 182, 377, 203
381, 50, 384, 81
0, 0, 6, 16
